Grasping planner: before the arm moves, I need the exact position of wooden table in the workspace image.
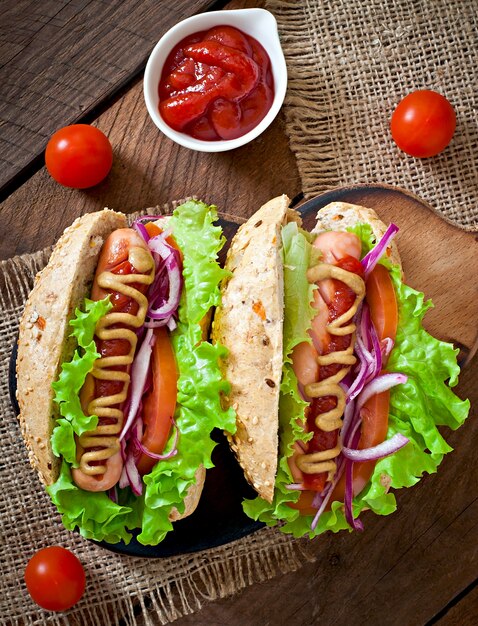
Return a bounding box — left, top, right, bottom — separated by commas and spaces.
1, 1, 476, 624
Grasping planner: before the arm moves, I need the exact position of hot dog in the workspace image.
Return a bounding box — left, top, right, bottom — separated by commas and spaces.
16, 201, 235, 545
71, 227, 155, 493
213, 195, 469, 536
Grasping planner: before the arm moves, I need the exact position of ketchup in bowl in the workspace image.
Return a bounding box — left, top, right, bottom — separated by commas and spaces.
158, 26, 275, 141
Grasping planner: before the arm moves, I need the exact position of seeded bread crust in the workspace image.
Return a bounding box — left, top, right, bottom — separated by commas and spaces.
16, 209, 127, 486
212, 195, 295, 503
169, 465, 206, 521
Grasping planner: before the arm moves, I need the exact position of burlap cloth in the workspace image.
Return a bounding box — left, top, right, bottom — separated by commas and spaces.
267, 0, 478, 231
2, 1, 477, 624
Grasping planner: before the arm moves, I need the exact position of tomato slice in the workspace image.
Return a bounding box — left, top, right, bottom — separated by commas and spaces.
136, 327, 178, 476
365, 263, 398, 348
288, 490, 318, 517
145, 221, 183, 260
291, 262, 398, 514
330, 388, 390, 503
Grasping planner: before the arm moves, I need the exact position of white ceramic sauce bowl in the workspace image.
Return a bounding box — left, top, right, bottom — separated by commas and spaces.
143, 9, 287, 152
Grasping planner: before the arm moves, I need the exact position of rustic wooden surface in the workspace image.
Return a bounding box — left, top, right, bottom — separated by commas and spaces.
0, 72, 296, 259
0, 0, 219, 194
1, 0, 477, 624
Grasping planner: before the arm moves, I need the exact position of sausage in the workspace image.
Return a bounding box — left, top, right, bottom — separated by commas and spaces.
288, 231, 364, 495
71, 229, 155, 492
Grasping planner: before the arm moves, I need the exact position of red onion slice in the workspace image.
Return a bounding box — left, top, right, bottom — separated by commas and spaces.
120, 328, 155, 442
286, 483, 307, 491
123, 452, 143, 496
347, 341, 371, 404
359, 303, 372, 352
147, 235, 182, 321
118, 467, 129, 490
381, 337, 394, 363
369, 315, 383, 378
342, 426, 363, 530
344, 464, 364, 531
166, 316, 177, 332
133, 418, 180, 462
361, 223, 399, 278
342, 432, 409, 462
340, 399, 357, 445
347, 305, 375, 403
133, 218, 183, 325
133, 220, 150, 243
132, 216, 169, 231
310, 474, 340, 530
311, 488, 325, 511
119, 439, 129, 489
356, 372, 408, 414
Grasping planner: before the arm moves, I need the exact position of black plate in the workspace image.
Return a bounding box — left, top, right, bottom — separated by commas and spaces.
8, 192, 366, 557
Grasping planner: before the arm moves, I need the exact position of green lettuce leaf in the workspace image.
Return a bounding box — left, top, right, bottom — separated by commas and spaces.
137, 200, 235, 545
243, 222, 470, 537
51, 298, 112, 464
48, 461, 135, 544
48, 200, 235, 545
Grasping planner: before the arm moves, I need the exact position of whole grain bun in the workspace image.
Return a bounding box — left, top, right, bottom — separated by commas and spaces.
16, 209, 205, 521
212, 195, 295, 503
16, 209, 127, 486
169, 465, 206, 521
214, 198, 402, 504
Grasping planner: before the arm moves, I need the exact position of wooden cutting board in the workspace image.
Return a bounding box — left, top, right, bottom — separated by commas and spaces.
296, 184, 478, 367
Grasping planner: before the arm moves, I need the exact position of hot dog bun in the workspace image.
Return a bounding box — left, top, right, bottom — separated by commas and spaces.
17, 209, 127, 486
213, 197, 401, 502
212, 195, 295, 502
16, 209, 206, 523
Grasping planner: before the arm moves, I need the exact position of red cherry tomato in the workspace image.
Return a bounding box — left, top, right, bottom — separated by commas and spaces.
390, 90, 456, 158
24, 546, 86, 611
45, 124, 113, 188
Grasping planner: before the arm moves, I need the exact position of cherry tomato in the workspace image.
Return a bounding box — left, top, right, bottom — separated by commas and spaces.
390, 90, 456, 158
45, 124, 113, 188
136, 326, 178, 476
24, 546, 86, 612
